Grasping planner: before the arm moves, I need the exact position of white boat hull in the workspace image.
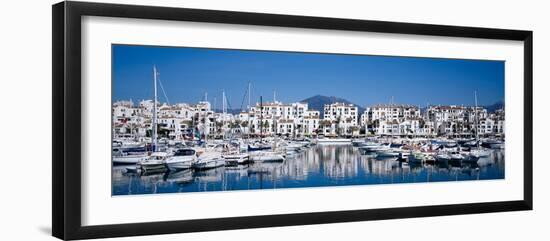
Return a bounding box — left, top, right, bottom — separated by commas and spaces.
490, 143, 505, 149
166, 161, 194, 170
316, 138, 351, 145
139, 163, 167, 172
193, 159, 226, 170
224, 153, 249, 165
408, 153, 424, 163
193, 151, 226, 170
112, 155, 148, 165
249, 152, 285, 162
165, 156, 196, 171
436, 154, 451, 162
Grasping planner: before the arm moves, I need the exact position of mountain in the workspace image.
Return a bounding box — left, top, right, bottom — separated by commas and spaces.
301, 95, 365, 116
484, 101, 504, 113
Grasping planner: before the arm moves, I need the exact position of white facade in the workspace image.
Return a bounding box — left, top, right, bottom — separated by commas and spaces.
322, 103, 359, 136
112, 99, 504, 139
363, 104, 420, 123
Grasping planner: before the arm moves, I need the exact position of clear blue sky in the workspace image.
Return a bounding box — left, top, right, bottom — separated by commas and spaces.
113, 44, 504, 109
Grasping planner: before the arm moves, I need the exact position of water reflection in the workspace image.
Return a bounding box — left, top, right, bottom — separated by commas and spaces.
112, 145, 505, 195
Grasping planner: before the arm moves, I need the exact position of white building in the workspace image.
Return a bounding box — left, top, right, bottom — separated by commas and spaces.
323, 103, 358, 136
362, 104, 420, 123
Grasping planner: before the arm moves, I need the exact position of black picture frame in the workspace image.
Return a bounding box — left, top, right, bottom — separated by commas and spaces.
52, 1, 533, 240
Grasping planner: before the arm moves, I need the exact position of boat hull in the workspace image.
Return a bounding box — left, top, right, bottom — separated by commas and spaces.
166, 161, 194, 171
224, 154, 250, 165
249, 152, 285, 162
193, 160, 226, 170
316, 138, 351, 145
112, 155, 148, 165
139, 163, 167, 173
165, 156, 197, 171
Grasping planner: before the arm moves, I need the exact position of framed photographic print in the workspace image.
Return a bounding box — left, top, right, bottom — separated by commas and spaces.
52, 1, 533, 240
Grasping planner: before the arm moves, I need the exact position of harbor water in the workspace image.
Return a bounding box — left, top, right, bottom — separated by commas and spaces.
112, 145, 505, 195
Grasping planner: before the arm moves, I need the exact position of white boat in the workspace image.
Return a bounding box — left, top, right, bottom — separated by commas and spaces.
357, 141, 381, 147
249, 151, 285, 162
359, 143, 390, 153
408, 151, 429, 163
436, 149, 463, 162
462, 153, 480, 162
376, 149, 400, 158
488, 142, 505, 149
223, 153, 249, 165
193, 151, 226, 170
285, 142, 307, 150
352, 139, 366, 146
470, 148, 491, 158
435, 153, 451, 162
398, 150, 411, 160
165, 148, 197, 171
414, 146, 437, 162
139, 152, 169, 172
112, 150, 148, 165
316, 138, 351, 145
448, 151, 464, 161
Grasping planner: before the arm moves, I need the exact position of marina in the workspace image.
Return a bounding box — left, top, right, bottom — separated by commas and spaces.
111, 47, 506, 195
112, 142, 504, 195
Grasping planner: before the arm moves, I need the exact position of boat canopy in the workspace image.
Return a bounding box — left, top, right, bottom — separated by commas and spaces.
174, 149, 196, 156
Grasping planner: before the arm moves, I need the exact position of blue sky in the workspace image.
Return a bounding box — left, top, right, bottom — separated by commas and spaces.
112, 44, 504, 109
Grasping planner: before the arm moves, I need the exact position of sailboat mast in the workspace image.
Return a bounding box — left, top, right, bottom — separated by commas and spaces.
152, 66, 158, 152
222, 89, 226, 139
248, 82, 251, 138
248, 82, 251, 110
260, 96, 263, 142
474, 91, 479, 148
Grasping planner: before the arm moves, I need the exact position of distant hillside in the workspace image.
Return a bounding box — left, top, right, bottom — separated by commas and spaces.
484, 101, 504, 113
301, 95, 365, 115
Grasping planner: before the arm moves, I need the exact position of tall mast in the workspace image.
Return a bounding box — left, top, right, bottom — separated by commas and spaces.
474, 91, 479, 148
248, 82, 251, 110
222, 89, 226, 139
247, 82, 251, 138
152, 66, 158, 152
272, 90, 277, 139
213, 97, 217, 137
260, 96, 263, 142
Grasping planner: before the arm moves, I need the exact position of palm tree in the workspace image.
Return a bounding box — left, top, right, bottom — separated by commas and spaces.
319, 120, 331, 136
350, 126, 360, 136
127, 122, 138, 136
215, 121, 223, 136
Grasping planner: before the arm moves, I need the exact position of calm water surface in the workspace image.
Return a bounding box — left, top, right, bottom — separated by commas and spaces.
112, 145, 505, 195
